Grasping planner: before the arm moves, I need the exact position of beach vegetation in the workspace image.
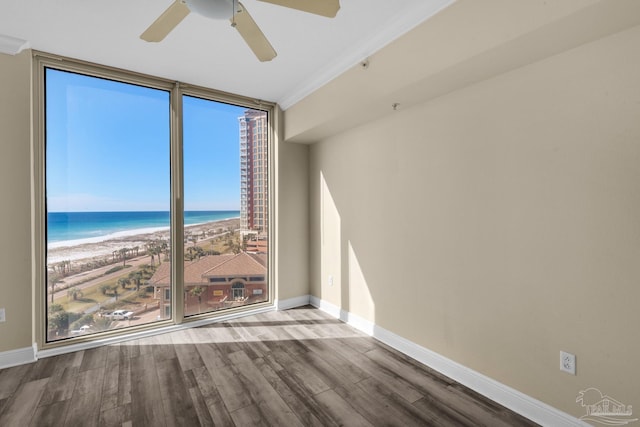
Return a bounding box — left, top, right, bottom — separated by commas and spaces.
54, 260, 71, 277
118, 277, 131, 289
225, 236, 242, 254
206, 231, 242, 255
118, 247, 129, 267
128, 271, 143, 291
138, 264, 153, 274
105, 265, 128, 275
49, 303, 64, 313
48, 272, 63, 304
67, 287, 83, 301
186, 245, 206, 261
48, 310, 70, 336
145, 239, 168, 266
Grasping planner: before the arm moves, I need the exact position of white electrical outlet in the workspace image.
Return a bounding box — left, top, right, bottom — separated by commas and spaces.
0, 308, 5, 323
560, 351, 576, 375
328, 275, 334, 286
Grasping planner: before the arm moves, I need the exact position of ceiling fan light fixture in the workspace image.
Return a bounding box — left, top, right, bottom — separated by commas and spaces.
186, 0, 238, 20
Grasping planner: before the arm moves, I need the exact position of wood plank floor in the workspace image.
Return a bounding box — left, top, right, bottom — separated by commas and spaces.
0, 306, 539, 426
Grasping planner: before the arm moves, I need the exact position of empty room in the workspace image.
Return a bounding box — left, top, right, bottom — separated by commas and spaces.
1, 0, 639, 425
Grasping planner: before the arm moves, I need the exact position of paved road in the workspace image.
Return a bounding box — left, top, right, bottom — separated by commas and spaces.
51, 255, 159, 302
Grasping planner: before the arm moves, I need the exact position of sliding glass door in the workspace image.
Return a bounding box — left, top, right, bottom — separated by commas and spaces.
181, 96, 269, 317
44, 68, 171, 342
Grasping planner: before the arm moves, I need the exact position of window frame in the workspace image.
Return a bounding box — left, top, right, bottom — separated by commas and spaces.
32, 51, 275, 351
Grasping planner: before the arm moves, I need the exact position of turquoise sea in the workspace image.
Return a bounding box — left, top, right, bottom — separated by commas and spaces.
47, 211, 239, 246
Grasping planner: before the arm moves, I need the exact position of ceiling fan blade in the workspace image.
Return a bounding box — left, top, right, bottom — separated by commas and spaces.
257, 0, 340, 18
232, 3, 277, 62
141, 0, 190, 42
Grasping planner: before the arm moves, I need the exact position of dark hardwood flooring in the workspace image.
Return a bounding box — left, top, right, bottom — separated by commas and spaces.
0, 306, 538, 426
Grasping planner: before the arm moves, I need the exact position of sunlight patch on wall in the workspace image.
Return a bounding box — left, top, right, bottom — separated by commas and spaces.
320, 171, 341, 306
348, 241, 375, 323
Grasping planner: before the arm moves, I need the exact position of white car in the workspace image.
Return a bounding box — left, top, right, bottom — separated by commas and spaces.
70, 325, 91, 336
102, 309, 134, 320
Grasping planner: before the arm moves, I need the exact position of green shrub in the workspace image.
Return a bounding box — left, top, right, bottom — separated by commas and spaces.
104, 265, 127, 275
48, 303, 64, 313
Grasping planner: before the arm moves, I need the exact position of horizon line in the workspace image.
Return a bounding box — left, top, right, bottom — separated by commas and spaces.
48, 209, 241, 214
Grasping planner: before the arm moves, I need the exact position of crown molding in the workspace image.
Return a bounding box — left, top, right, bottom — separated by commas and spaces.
0, 34, 30, 55
277, 0, 455, 110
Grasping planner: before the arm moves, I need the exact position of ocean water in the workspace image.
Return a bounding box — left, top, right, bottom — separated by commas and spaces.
47, 211, 239, 248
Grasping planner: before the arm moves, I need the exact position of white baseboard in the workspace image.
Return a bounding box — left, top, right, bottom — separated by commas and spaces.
309, 295, 342, 318
308, 295, 587, 427
276, 295, 310, 310
0, 346, 36, 369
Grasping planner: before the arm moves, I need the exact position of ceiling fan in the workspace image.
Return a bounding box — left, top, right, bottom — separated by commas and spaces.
141, 0, 340, 62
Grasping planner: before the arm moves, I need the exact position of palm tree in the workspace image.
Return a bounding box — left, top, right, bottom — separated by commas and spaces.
128, 271, 143, 291
146, 239, 168, 265
67, 287, 83, 301
118, 277, 130, 290
145, 242, 156, 265
186, 246, 205, 261
48, 272, 62, 304
119, 247, 128, 267
139, 264, 156, 279
56, 261, 67, 277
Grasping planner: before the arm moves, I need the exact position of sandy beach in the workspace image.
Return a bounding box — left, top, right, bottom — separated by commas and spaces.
47, 217, 240, 267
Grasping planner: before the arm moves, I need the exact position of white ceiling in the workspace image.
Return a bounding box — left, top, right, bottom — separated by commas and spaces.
0, 0, 453, 109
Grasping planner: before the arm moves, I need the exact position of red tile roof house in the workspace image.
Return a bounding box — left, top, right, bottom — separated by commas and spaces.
149, 252, 267, 318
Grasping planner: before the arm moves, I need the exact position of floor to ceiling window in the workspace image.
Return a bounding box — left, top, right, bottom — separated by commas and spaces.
35, 54, 272, 345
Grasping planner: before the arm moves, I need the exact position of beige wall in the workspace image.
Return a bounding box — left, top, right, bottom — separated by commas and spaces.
274, 108, 309, 301
309, 25, 640, 417
0, 51, 32, 353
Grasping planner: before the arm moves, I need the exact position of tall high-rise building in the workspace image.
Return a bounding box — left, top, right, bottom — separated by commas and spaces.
239, 110, 268, 233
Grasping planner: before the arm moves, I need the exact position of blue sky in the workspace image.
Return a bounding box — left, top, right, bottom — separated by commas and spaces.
46, 68, 248, 212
